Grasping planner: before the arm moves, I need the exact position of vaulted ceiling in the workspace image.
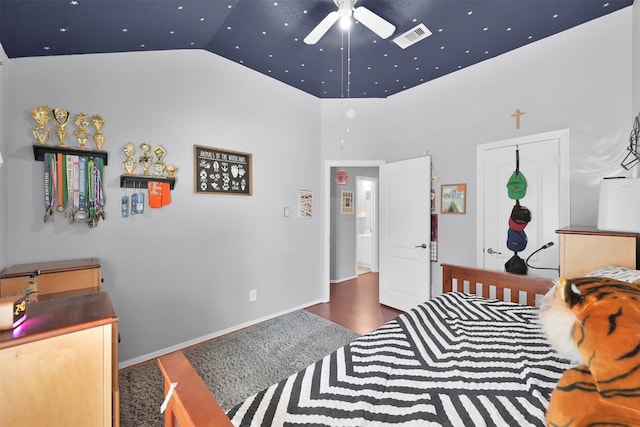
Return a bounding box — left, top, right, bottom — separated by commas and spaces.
0, 0, 633, 98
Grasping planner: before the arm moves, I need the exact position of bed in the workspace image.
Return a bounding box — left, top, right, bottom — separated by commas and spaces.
157, 263, 566, 426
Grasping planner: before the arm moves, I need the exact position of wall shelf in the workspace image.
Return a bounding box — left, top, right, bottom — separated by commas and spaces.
33, 144, 109, 165
120, 175, 176, 190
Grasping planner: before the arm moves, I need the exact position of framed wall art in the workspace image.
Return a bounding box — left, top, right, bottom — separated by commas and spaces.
441, 183, 466, 214
194, 145, 252, 195
298, 190, 313, 218
341, 190, 354, 214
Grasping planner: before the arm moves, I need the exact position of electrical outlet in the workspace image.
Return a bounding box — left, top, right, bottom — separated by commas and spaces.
249, 289, 257, 302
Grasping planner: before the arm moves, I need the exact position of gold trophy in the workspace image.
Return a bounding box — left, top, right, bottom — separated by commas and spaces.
53, 108, 70, 146
165, 165, 179, 178
139, 143, 153, 176
122, 142, 137, 175
91, 114, 105, 150
31, 105, 52, 145
152, 145, 167, 176
74, 113, 90, 149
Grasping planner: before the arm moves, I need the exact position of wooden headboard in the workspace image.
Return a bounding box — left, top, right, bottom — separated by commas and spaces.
157, 264, 554, 426
441, 263, 553, 306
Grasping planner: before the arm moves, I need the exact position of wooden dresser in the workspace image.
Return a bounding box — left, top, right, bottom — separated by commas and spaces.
0, 257, 101, 300
556, 226, 639, 277
0, 292, 119, 427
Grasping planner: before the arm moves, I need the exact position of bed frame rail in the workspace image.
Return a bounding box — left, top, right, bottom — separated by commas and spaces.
157, 351, 232, 427
441, 263, 553, 306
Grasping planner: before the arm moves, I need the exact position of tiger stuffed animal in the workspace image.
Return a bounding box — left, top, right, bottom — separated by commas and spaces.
539, 276, 640, 426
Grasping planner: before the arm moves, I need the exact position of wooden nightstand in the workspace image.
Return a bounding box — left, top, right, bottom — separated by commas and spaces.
556, 226, 639, 277
0, 257, 102, 300
0, 292, 119, 426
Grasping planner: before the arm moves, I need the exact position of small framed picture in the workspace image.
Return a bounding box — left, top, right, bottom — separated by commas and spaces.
441, 183, 466, 214
341, 190, 354, 214
298, 190, 313, 218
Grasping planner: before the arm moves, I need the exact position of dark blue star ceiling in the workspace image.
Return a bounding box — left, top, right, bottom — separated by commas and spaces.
0, 0, 633, 98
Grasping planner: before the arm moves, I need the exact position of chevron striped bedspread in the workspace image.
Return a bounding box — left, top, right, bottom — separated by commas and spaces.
227, 292, 572, 426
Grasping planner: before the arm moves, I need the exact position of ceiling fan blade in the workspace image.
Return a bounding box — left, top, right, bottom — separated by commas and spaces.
353, 6, 395, 39
304, 11, 340, 44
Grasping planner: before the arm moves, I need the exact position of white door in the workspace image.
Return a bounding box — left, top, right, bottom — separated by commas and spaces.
476, 130, 570, 279
379, 157, 431, 311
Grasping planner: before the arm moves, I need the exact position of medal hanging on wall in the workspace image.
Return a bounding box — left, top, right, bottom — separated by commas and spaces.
130, 190, 138, 216
121, 192, 129, 218
130, 183, 145, 216
86, 157, 106, 227
136, 185, 144, 215
65, 154, 74, 223
56, 153, 65, 214
43, 152, 55, 222
87, 158, 97, 227
95, 157, 106, 222
75, 156, 89, 222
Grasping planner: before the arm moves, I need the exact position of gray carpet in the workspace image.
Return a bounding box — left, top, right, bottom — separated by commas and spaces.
119, 310, 360, 427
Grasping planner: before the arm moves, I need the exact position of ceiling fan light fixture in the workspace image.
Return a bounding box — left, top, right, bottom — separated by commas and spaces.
305, 0, 395, 44
340, 16, 352, 30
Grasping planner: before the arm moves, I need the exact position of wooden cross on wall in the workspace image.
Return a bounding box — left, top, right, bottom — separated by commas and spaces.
511, 109, 526, 129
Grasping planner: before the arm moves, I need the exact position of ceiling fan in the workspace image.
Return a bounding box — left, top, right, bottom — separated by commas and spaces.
303, 0, 396, 45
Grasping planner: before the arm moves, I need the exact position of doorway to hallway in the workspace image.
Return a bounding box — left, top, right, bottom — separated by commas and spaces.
323, 160, 384, 303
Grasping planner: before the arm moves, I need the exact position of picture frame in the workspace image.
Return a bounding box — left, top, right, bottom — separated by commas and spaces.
298, 190, 313, 218
441, 183, 466, 214
194, 145, 252, 195
341, 190, 354, 214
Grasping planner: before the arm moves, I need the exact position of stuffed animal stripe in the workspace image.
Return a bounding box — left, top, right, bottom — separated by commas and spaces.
539, 276, 640, 426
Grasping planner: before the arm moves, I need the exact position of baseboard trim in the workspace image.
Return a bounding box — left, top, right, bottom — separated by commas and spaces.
118, 299, 325, 369
331, 275, 358, 284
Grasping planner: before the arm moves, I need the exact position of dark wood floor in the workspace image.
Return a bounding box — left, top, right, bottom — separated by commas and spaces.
305, 272, 404, 335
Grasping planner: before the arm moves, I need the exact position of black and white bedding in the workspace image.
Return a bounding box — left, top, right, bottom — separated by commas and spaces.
227, 292, 573, 426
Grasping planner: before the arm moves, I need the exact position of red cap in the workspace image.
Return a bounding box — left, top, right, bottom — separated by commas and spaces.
509, 216, 527, 231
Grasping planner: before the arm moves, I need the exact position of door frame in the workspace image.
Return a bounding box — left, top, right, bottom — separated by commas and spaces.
323, 160, 385, 302
475, 128, 571, 268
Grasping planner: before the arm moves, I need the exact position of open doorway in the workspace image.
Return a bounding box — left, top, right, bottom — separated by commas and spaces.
323, 160, 384, 302
328, 166, 380, 283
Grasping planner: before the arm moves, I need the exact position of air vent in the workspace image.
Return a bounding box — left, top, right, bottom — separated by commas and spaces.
393, 23, 432, 49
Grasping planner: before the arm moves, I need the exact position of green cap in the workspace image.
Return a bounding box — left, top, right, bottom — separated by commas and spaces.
507, 171, 527, 200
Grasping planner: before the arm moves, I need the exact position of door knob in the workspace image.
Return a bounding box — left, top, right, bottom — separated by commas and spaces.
487, 247, 502, 255
415, 243, 428, 249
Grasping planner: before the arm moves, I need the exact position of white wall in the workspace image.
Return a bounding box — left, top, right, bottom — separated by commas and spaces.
5, 49, 323, 364
321, 8, 633, 289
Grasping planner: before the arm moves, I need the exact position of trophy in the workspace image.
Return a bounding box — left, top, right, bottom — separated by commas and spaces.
53, 108, 70, 146
74, 113, 90, 149
139, 143, 153, 175
31, 105, 52, 145
122, 142, 137, 175
152, 145, 167, 176
91, 114, 105, 150
165, 165, 179, 178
